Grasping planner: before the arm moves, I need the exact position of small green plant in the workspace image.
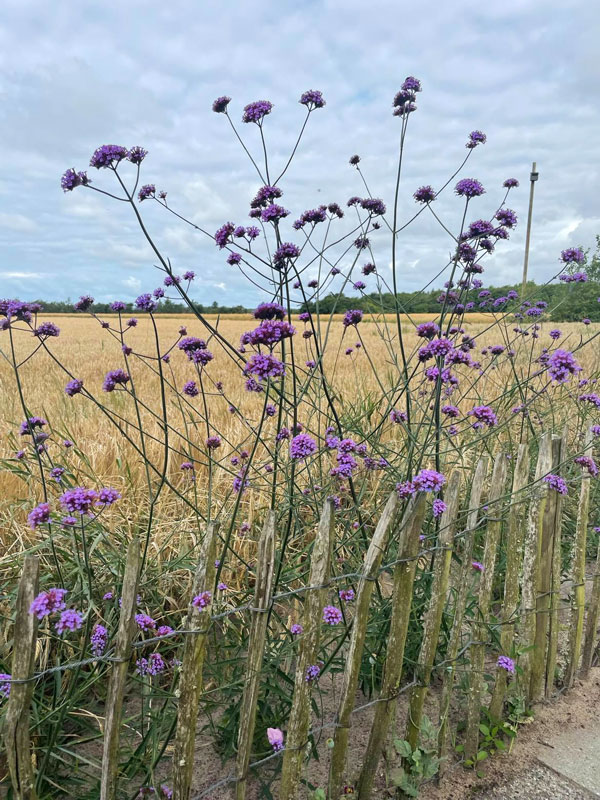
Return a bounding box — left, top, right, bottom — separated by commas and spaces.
456, 710, 517, 773
389, 715, 441, 797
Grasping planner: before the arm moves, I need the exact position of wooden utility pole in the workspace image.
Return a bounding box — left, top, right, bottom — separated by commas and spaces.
521, 162, 539, 296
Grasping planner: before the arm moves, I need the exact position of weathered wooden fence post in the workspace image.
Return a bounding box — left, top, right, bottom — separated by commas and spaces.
235, 511, 276, 800
530, 436, 562, 702
279, 499, 334, 800
438, 457, 489, 772
581, 528, 600, 678
328, 491, 399, 799
489, 445, 529, 719
519, 434, 553, 701
546, 431, 567, 696
565, 428, 593, 687
356, 492, 427, 800
100, 536, 140, 800
405, 470, 461, 751
463, 454, 508, 762
4, 555, 39, 800
172, 522, 219, 800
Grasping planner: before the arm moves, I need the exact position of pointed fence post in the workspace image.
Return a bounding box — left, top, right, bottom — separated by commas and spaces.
328, 491, 399, 799
489, 445, 529, 720
172, 522, 219, 800
4, 555, 39, 800
582, 528, 600, 678
519, 434, 553, 700
565, 428, 593, 687
356, 492, 428, 800
405, 470, 461, 752
530, 436, 561, 702
235, 512, 276, 800
546, 432, 567, 696
100, 537, 140, 800
463, 455, 508, 762
438, 457, 489, 773
279, 500, 335, 800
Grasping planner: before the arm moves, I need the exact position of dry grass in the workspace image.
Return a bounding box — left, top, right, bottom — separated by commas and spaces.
1, 314, 598, 563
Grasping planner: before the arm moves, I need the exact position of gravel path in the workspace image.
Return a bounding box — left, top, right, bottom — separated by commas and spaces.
474, 763, 596, 799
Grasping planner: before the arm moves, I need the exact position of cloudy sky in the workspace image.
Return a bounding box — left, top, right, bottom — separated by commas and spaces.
1, 0, 599, 307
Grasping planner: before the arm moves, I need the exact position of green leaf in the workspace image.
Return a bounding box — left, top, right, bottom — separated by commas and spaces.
476, 750, 488, 761
394, 739, 413, 758
389, 767, 406, 787
479, 724, 490, 736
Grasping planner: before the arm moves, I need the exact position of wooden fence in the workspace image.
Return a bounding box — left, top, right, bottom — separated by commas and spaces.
3, 431, 600, 800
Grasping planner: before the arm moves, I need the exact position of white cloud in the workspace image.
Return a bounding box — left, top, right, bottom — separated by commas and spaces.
0, 0, 599, 304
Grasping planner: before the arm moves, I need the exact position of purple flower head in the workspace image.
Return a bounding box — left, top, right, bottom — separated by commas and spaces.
244, 352, 286, 381
136, 653, 166, 676
361, 197, 386, 216
135, 613, 156, 631
90, 144, 129, 169
110, 300, 126, 312
354, 236, 369, 250
273, 242, 300, 270
343, 309, 363, 328
547, 349, 582, 384
135, 293, 157, 312
549, 329, 562, 340
267, 727, 285, 752
390, 409, 407, 424
50, 467, 65, 482
127, 146, 147, 164
339, 588, 355, 602
322, 605, 343, 625
414, 185, 436, 203
497, 655, 515, 674
56, 608, 84, 634
30, 588, 67, 619
503, 178, 519, 188
183, 380, 199, 397
416, 321, 440, 339
28, 502, 51, 529
467, 219, 495, 238
61, 168, 90, 192
74, 295, 94, 312
1, 673, 11, 700
138, 184, 155, 202
432, 499, 447, 518
261, 203, 290, 223
206, 435, 221, 450
469, 405, 498, 428
575, 456, 598, 477
413, 469, 446, 493
560, 247, 585, 264
472, 561, 484, 572
243, 319, 296, 347
455, 178, 485, 199
103, 369, 130, 392
305, 663, 321, 683
192, 591, 212, 610
466, 130, 487, 149
349, 154, 360, 166
65, 378, 84, 397
60, 487, 98, 515
495, 208, 518, 228
290, 623, 303, 635
212, 96, 231, 113
396, 481, 416, 499
91, 624, 108, 656
362, 262, 376, 276
96, 487, 121, 506
544, 474, 568, 495
290, 433, 317, 460
215, 222, 235, 249
402, 76, 422, 92
254, 302, 286, 320
242, 100, 273, 123
300, 89, 325, 109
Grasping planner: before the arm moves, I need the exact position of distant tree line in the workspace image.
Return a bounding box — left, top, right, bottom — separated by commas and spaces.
25, 239, 600, 323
